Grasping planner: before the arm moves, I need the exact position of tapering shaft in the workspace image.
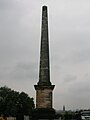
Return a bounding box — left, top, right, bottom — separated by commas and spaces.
38, 6, 51, 85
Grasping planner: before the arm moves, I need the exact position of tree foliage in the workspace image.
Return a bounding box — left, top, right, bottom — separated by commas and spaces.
0, 86, 34, 117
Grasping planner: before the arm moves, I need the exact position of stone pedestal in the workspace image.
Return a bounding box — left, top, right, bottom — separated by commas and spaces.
34, 85, 55, 109
31, 108, 58, 120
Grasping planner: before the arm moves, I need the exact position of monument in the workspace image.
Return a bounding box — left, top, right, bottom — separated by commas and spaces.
32, 6, 58, 120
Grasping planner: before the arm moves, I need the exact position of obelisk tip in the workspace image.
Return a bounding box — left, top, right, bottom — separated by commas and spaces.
42, 5, 47, 11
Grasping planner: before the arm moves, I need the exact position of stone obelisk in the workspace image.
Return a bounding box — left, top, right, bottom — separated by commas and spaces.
33, 6, 56, 120
34, 5, 55, 109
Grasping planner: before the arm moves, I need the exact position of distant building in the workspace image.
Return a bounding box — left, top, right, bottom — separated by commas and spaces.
63, 105, 65, 111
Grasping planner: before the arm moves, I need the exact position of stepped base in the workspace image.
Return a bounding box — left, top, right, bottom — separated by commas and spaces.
31, 108, 59, 120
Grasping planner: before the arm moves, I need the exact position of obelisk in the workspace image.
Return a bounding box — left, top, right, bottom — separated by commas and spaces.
33, 6, 56, 120
34, 5, 55, 109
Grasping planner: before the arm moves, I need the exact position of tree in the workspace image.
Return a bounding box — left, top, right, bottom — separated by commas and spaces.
0, 86, 34, 118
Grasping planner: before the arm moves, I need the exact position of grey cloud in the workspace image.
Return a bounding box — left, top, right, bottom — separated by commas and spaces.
54, 74, 90, 109
64, 49, 90, 64
72, 74, 90, 93
0, 0, 14, 9
63, 74, 77, 83
8, 62, 38, 81
0, 61, 38, 83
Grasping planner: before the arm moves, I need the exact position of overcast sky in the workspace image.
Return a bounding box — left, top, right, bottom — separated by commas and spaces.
0, 0, 90, 110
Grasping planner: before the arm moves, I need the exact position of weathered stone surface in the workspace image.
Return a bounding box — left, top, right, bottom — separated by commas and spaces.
33, 5, 57, 119
38, 6, 51, 86
34, 5, 55, 110
34, 85, 55, 108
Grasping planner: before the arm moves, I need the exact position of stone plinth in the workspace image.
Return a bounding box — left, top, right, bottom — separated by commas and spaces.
32, 108, 58, 120
34, 85, 55, 109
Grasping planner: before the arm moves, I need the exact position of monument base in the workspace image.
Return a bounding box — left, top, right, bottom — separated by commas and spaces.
31, 108, 59, 120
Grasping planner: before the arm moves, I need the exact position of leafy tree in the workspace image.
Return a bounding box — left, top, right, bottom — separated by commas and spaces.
0, 86, 34, 118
